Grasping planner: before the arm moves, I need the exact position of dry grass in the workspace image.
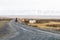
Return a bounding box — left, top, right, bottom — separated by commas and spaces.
28, 21, 60, 30
0, 21, 8, 28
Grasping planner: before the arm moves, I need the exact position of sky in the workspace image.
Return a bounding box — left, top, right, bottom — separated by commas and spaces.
0, 0, 60, 16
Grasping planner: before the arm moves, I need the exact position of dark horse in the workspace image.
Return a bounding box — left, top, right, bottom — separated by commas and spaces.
15, 18, 18, 22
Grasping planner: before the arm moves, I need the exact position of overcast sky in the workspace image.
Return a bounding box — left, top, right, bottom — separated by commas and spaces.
0, 0, 60, 16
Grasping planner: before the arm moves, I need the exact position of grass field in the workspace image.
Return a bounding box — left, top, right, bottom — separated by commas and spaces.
28, 21, 60, 30
0, 21, 9, 28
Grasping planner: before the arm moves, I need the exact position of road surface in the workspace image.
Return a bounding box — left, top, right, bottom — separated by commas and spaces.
0, 20, 60, 40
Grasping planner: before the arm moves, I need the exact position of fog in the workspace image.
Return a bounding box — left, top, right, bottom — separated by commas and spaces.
0, 0, 60, 16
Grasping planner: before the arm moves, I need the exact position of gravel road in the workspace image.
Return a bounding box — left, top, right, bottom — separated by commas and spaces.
0, 20, 60, 40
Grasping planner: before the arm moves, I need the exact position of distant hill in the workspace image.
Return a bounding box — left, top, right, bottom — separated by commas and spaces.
0, 15, 60, 19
